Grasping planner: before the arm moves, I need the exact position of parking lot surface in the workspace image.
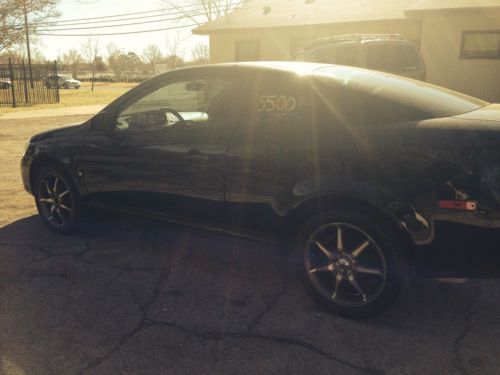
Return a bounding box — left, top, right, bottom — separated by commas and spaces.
1, 115, 499, 374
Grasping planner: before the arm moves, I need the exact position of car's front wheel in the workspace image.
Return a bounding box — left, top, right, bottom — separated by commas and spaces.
296, 208, 410, 319
34, 165, 82, 233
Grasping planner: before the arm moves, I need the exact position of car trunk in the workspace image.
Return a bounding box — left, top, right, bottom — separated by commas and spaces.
454, 104, 500, 122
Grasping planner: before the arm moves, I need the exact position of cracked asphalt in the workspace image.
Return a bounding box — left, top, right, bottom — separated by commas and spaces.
1, 115, 500, 374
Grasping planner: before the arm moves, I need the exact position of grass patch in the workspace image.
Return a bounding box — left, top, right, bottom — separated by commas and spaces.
0, 82, 138, 114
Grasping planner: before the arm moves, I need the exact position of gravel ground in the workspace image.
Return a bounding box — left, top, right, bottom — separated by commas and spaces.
0, 114, 499, 375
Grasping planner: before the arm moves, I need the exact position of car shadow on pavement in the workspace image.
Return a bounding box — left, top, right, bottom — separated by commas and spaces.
0, 214, 499, 374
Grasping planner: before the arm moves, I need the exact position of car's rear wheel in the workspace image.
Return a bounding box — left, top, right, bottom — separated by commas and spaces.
295, 208, 410, 319
34, 165, 82, 233
62, 83, 69, 89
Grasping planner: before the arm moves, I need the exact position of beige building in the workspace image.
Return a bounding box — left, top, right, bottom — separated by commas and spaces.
193, 0, 500, 102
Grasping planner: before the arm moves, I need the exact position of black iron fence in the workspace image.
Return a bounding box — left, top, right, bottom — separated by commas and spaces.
0, 59, 59, 108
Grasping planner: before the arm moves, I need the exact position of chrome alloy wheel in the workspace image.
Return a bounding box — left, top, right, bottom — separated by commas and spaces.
37, 175, 74, 228
305, 223, 387, 307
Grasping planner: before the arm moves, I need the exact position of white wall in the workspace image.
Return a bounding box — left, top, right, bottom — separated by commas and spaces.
420, 10, 500, 102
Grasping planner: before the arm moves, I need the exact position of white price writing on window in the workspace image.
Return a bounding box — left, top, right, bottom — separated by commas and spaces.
258, 95, 297, 112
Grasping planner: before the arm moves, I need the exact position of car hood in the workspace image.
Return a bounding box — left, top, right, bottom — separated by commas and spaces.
31, 123, 86, 142
65, 79, 81, 83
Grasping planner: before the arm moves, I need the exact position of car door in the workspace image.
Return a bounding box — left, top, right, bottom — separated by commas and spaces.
81, 69, 246, 224
225, 71, 315, 237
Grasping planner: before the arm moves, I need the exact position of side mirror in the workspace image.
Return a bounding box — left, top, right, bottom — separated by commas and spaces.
91, 111, 115, 133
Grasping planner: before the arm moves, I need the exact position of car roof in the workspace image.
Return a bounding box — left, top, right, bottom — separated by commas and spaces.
163, 61, 330, 78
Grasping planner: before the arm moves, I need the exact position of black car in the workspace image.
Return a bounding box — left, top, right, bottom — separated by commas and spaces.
21, 62, 500, 318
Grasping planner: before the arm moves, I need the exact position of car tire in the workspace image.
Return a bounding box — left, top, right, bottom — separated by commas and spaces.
62, 83, 69, 89
34, 164, 82, 234
295, 208, 410, 319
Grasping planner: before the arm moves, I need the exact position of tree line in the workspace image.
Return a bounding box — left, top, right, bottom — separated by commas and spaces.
0, 0, 239, 81
0, 38, 209, 80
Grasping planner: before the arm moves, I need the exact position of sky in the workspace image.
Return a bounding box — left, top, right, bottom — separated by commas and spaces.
36, 0, 209, 61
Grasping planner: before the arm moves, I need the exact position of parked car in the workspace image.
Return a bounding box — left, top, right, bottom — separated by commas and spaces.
45, 75, 81, 89
22, 62, 500, 318
293, 34, 426, 80
0, 79, 11, 89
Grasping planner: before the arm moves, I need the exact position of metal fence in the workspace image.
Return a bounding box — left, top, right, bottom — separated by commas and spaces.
0, 59, 59, 108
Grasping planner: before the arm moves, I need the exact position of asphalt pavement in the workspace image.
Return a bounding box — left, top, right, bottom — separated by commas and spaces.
1, 212, 500, 375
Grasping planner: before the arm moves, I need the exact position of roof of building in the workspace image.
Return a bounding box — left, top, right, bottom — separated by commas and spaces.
193, 0, 419, 34
407, 0, 500, 14
193, 0, 500, 35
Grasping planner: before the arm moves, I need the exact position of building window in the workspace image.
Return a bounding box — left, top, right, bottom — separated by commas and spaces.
461, 30, 500, 59
235, 40, 260, 61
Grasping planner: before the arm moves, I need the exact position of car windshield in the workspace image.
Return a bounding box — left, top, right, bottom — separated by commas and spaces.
315, 66, 488, 118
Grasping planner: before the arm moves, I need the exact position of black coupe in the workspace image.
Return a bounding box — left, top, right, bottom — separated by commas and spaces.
21, 62, 500, 318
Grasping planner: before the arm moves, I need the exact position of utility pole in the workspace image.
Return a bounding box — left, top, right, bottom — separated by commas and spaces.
22, 0, 34, 88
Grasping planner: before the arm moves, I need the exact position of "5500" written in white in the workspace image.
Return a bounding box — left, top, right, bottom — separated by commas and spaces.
258, 95, 297, 112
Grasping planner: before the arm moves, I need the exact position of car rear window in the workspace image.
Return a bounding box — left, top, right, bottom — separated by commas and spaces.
315, 66, 487, 120
366, 43, 421, 73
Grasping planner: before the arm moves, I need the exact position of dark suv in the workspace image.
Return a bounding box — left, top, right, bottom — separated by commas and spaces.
294, 34, 426, 81
21, 62, 500, 318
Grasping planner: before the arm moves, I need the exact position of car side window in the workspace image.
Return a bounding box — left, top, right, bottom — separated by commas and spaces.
239, 74, 314, 147
115, 77, 233, 132
315, 82, 429, 127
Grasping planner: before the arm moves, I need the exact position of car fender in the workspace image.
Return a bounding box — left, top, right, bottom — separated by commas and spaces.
27, 140, 86, 196
287, 175, 431, 244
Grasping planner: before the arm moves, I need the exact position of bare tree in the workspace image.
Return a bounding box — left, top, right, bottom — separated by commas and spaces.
142, 43, 163, 74
106, 43, 125, 81
161, 0, 245, 25
165, 31, 185, 69
0, 0, 60, 53
190, 42, 209, 64
0, 47, 24, 63
81, 36, 99, 91
31, 46, 46, 63
62, 49, 83, 79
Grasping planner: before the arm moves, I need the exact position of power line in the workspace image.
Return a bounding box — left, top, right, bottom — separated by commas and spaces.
36, 8, 202, 27
38, 0, 240, 25
36, 22, 200, 36
40, 5, 238, 31
39, 13, 207, 31
17, 2, 241, 33
44, 8, 176, 23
